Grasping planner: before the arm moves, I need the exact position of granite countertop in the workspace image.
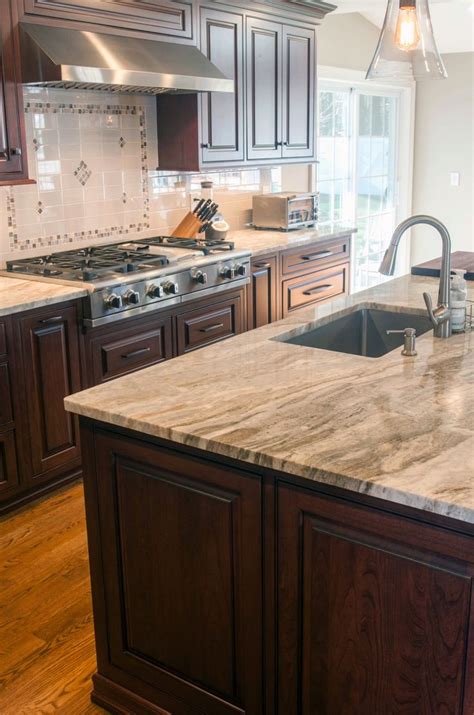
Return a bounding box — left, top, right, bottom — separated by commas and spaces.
228, 222, 356, 256
0, 276, 88, 317
65, 274, 474, 524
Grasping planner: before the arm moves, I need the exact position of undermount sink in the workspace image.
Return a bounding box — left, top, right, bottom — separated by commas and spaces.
280, 307, 432, 358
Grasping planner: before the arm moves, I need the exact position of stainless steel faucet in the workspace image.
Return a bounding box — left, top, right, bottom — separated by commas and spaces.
379, 215, 452, 338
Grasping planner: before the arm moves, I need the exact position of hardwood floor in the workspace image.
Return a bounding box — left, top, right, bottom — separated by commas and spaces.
0, 482, 106, 714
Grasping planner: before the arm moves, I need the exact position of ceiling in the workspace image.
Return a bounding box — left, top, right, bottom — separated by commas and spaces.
332, 0, 474, 53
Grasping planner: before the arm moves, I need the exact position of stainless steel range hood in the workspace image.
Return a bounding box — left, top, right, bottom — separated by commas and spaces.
20, 23, 234, 95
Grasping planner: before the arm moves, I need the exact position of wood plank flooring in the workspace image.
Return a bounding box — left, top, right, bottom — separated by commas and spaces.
0, 482, 106, 714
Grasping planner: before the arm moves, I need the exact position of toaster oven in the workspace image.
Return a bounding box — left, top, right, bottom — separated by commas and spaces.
252, 192, 319, 231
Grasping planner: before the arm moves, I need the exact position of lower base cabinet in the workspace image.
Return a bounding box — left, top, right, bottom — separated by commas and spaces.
81, 424, 474, 715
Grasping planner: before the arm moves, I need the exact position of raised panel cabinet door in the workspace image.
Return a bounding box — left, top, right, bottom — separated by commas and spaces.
91, 431, 263, 714
249, 255, 278, 329
0, 0, 28, 183
0, 429, 20, 498
277, 484, 474, 715
21, 0, 194, 40
200, 7, 244, 164
18, 305, 81, 480
281, 25, 315, 160
246, 17, 282, 161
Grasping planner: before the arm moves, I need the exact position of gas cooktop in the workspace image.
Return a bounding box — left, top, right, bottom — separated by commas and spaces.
5, 236, 236, 283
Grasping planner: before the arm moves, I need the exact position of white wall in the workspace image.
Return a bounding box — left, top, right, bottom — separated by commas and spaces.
317, 13, 379, 72
411, 52, 474, 264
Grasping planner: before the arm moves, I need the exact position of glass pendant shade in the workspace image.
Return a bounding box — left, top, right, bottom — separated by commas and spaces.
366, 0, 447, 81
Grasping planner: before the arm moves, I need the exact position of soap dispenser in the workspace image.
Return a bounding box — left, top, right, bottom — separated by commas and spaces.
450, 269, 468, 332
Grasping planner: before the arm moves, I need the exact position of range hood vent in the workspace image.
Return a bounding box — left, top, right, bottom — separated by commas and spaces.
20, 23, 234, 95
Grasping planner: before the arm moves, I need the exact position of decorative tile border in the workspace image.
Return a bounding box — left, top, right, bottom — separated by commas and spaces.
8, 102, 150, 252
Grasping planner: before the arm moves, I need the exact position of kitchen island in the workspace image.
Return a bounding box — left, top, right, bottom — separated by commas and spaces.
65, 274, 474, 715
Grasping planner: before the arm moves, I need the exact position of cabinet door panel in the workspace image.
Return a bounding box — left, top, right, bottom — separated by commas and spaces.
93, 432, 263, 714
0, 0, 28, 182
246, 18, 282, 161
22, 0, 194, 40
282, 263, 349, 316
249, 255, 278, 329
277, 484, 473, 715
282, 26, 315, 159
200, 8, 244, 164
0, 362, 13, 427
0, 429, 19, 497
19, 306, 81, 479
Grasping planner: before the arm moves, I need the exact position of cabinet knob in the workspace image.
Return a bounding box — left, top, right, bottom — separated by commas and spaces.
10, 147, 22, 156
276, 141, 283, 147
201, 143, 210, 149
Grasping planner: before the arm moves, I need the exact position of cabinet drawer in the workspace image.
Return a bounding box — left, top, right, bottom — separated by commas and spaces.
282, 263, 349, 316
0, 362, 13, 427
177, 295, 243, 354
93, 321, 172, 383
281, 238, 350, 276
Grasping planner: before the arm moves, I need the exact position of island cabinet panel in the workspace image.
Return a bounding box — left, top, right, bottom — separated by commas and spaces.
200, 7, 245, 164
88, 430, 263, 715
17, 304, 81, 482
20, 0, 194, 41
248, 254, 279, 329
277, 483, 474, 715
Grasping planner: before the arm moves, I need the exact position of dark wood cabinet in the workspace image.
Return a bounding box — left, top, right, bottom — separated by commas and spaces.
17, 304, 82, 482
200, 6, 245, 165
0, 318, 20, 499
246, 17, 282, 161
176, 287, 246, 354
277, 483, 474, 714
0, 0, 30, 185
282, 262, 349, 316
86, 428, 263, 714
20, 0, 195, 41
82, 313, 173, 386
246, 17, 316, 162
80, 422, 474, 715
248, 254, 278, 329
0, 429, 19, 497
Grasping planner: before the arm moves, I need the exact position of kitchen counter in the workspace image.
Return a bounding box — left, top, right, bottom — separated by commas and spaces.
228, 222, 355, 256
0, 276, 88, 317
65, 274, 474, 524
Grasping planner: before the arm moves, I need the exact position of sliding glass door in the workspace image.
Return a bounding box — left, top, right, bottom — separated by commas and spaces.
317, 81, 410, 293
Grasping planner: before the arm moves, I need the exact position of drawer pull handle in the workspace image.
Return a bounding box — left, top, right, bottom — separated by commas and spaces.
39, 316, 63, 324
121, 347, 151, 359
303, 283, 333, 296
301, 251, 333, 261
199, 323, 224, 333
254, 262, 272, 269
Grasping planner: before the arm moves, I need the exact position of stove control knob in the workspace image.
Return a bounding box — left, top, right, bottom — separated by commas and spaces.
147, 284, 164, 299
220, 265, 236, 280
194, 270, 208, 285
236, 263, 247, 277
104, 293, 122, 310
163, 281, 179, 295
124, 289, 140, 306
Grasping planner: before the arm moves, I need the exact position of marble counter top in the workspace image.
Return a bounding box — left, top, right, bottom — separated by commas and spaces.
0, 276, 88, 317
228, 222, 355, 256
65, 274, 474, 524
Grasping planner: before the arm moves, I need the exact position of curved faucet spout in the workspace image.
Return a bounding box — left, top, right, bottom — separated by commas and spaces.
379, 215, 452, 338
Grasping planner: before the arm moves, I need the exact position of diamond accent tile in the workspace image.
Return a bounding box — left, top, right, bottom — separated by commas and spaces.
37, 201, 43, 215
122, 192, 127, 204
119, 136, 126, 148
74, 160, 92, 186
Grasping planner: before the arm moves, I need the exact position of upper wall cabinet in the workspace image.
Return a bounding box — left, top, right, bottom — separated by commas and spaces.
246, 17, 315, 162
0, 0, 30, 185
20, 0, 195, 41
200, 6, 245, 164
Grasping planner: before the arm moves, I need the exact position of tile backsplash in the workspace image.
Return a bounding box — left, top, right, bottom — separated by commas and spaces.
0, 87, 285, 265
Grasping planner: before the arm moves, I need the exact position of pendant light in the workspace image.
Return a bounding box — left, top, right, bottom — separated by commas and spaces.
366, 0, 447, 81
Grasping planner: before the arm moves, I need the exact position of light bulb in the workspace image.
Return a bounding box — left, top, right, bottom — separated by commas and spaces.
394, 4, 421, 51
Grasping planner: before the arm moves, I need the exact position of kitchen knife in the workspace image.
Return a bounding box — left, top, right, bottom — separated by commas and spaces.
197, 199, 212, 218
193, 198, 205, 215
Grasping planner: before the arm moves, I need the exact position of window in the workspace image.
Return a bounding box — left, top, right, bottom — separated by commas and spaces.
317, 80, 412, 293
